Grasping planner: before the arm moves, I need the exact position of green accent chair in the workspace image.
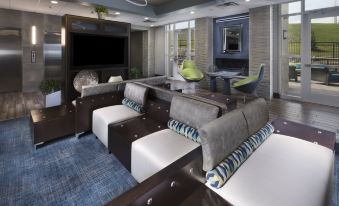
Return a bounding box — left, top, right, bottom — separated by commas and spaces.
179, 60, 204, 82
232, 64, 265, 103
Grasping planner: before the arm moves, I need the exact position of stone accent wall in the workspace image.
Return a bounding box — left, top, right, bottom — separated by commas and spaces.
249, 6, 271, 99
142, 28, 156, 77
195, 17, 215, 90
0, 8, 61, 92
142, 30, 149, 77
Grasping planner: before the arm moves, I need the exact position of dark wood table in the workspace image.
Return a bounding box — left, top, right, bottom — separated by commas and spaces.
206, 71, 240, 95
30, 104, 75, 148
271, 118, 336, 151
194, 92, 237, 112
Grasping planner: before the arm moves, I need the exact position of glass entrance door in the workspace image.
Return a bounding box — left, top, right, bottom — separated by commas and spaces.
303, 8, 339, 107
165, 21, 195, 80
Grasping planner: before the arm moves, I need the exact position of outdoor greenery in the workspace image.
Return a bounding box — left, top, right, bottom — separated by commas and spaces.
39, 80, 61, 95
288, 23, 339, 59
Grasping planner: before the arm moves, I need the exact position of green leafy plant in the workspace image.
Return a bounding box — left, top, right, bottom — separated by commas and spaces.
39, 80, 61, 95
95, 6, 109, 15
130, 67, 142, 79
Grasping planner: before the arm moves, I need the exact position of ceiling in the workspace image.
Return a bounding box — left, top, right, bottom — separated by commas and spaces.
148, 0, 173, 6
0, 0, 292, 28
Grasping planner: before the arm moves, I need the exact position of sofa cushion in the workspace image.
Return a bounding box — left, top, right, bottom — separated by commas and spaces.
198, 110, 249, 171
92, 105, 143, 148
206, 123, 274, 189
248, 123, 274, 149
206, 140, 254, 189
167, 119, 201, 143
170, 96, 219, 129
242, 98, 269, 135
122, 98, 145, 113
124, 83, 148, 106
207, 134, 334, 206
131, 129, 200, 183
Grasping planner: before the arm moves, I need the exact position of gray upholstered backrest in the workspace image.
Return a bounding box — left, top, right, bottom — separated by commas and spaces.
81, 76, 167, 98
170, 96, 219, 129
124, 83, 149, 106
198, 110, 249, 171
242, 98, 269, 135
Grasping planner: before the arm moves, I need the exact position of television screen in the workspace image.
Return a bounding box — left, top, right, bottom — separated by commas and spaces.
71, 34, 127, 67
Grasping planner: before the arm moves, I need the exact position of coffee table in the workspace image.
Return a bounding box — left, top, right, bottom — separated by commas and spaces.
30, 104, 75, 148
206, 71, 240, 95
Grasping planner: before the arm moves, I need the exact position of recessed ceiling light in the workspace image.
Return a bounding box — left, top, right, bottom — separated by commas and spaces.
144, 17, 149, 20
190, 11, 195, 14
115, 12, 120, 15
245, 0, 250, 2
150, 25, 154, 27
50, 0, 58, 4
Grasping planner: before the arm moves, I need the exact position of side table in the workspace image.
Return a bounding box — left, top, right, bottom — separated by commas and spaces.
30, 104, 75, 148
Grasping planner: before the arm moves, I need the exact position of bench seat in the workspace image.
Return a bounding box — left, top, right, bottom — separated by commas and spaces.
131, 129, 200, 183
207, 133, 334, 206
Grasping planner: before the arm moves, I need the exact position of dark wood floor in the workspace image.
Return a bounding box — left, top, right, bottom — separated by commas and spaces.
0, 92, 338, 134
0, 92, 44, 122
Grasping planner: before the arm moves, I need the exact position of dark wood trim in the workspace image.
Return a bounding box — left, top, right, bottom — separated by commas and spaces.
106, 147, 205, 206
271, 118, 336, 150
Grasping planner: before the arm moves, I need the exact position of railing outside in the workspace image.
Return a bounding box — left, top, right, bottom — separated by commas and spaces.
289, 42, 339, 65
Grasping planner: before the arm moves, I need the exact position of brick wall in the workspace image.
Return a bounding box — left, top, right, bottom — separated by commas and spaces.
195, 17, 214, 90
249, 6, 272, 99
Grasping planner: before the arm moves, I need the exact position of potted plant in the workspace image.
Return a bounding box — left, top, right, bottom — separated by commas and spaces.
95, 6, 109, 20
130, 67, 142, 79
39, 80, 62, 108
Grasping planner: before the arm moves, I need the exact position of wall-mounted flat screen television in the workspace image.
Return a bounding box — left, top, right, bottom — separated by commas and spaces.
71, 33, 128, 68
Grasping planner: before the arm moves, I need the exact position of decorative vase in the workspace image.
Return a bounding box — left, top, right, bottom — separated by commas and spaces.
45, 90, 61, 108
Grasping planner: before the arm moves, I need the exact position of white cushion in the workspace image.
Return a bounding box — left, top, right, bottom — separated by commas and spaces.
207, 134, 334, 206
108, 76, 123, 83
92, 105, 142, 148
131, 129, 200, 183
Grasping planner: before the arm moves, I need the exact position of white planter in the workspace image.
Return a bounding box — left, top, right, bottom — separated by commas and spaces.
45, 90, 61, 108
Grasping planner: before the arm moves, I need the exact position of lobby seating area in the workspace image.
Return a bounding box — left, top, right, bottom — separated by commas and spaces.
1, 0, 339, 206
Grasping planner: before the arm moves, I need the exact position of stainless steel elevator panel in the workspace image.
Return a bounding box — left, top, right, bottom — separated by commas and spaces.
44, 32, 62, 81
0, 28, 22, 93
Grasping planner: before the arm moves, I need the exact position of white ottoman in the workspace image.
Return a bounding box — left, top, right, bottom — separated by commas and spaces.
131, 129, 200, 183
92, 105, 142, 148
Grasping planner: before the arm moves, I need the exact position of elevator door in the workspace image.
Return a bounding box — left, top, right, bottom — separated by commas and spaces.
0, 28, 22, 93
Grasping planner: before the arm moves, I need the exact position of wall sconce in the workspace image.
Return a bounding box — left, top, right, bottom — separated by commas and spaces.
31, 25, 36, 45
61, 27, 66, 46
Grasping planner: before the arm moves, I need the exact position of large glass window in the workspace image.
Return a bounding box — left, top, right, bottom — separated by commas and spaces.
165, 20, 195, 78
305, 0, 339, 11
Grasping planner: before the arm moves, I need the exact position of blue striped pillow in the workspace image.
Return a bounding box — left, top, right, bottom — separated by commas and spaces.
122, 98, 145, 113
167, 119, 201, 144
206, 123, 274, 189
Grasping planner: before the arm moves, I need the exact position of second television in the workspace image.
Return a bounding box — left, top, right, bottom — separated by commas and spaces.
71, 33, 128, 68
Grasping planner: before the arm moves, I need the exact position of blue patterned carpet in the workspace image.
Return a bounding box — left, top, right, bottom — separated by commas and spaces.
0, 118, 137, 206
